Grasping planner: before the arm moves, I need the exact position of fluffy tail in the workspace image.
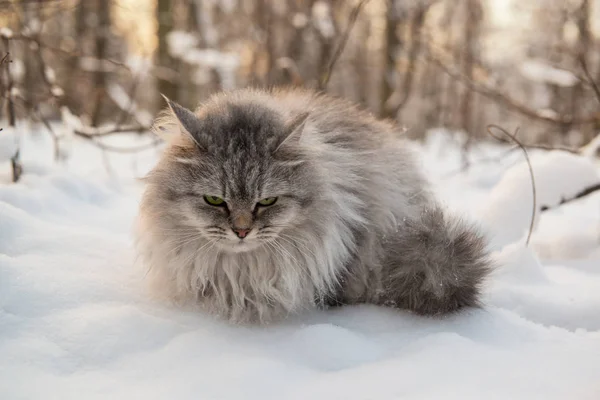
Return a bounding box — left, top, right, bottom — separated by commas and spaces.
379, 205, 492, 316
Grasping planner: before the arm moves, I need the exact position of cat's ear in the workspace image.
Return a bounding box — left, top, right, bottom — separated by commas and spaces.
275, 112, 309, 153
161, 94, 205, 149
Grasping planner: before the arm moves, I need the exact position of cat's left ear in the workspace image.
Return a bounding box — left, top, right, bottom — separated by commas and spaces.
161, 94, 205, 149
275, 112, 309, 153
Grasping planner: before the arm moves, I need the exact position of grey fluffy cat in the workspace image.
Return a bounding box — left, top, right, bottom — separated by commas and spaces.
135, 88, 491, 324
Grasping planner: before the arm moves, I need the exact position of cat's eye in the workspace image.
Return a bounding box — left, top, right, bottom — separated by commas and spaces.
204, 195, 225, 206
257, 197, 278, 206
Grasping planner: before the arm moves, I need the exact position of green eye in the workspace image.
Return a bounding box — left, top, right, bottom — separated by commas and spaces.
204, 195, 225, 206
257, 197, 278, 206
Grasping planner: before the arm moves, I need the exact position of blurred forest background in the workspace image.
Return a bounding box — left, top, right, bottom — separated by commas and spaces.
2, 0, 600, 182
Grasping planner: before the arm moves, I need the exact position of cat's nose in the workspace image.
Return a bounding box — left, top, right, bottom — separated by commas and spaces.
232, 228, 251, 239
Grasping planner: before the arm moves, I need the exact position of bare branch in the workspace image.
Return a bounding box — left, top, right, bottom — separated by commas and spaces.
426, 50, 600, 126
493, 138, 580, 154
385, 4, 428, 114
320, 0, 369, 90
3, 25, 158, 159
85, 137, 163, 154
541, 183, 600, 211
579, 55, 600, 107
73, 124, 149, 139
442, 146, 520, 179
1, 47, 22, 182
487, 125, 536, 246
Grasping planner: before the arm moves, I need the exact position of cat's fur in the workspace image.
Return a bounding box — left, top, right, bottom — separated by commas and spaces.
135, 87, 491, 324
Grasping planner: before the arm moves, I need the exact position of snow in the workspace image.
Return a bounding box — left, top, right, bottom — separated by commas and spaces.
0, 27, 13, 39
166, 31, 199, 59
1, 127, 600, 399
165, 29, 239, 89
480, 150, 600, 250
520, 59, 579, 87
0, 126, 19, 163
312, 1, 336, 38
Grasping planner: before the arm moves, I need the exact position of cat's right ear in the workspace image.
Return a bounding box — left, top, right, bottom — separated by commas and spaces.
161, 94, 205, 149
275, 112, 309, 153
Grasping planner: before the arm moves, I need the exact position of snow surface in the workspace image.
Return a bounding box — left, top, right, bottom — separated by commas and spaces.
480, 151, 600, 250
1, 126, 600, 399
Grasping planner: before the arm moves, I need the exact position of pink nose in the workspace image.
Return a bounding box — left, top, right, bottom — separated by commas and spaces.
233, 228, 251, 239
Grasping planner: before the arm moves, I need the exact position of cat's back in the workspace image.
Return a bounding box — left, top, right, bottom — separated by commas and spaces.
196, 88, 418, 187
201, 87, 400, 145
270, 88, 400, 144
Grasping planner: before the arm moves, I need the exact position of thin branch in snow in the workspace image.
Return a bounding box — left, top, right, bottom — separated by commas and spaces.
442, 146, 520, 179
489, 137, 581, 155
487, 124, 536, 246
541, 182, 600, 212
19, 97, 62, 161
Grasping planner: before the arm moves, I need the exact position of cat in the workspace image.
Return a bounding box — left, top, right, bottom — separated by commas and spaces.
135, 87, 491, 324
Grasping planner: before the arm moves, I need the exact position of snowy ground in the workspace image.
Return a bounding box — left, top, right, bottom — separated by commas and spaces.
1, 125, 600, 399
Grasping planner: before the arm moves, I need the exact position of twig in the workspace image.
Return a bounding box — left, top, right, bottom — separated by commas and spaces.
492, 138, 580, 154
541, 183, 600, 212
73, 124, 149, 138
427, 49, 600, 126
442, 145, 520, 179
385, 4, 428, 114
522, 143, 579, 154
115, 79, 141, 127
87, 137, 163, 154
320, 0, 368, 90
2, 46, 22, 182
443, 138, 583, 179
487, 124, 536, 246
579, 54, 600, 107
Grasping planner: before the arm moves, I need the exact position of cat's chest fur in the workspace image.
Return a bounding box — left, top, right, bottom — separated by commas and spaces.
181, 233, 346, 322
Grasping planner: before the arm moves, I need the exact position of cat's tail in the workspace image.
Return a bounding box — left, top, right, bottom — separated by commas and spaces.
379, 205, 492, 316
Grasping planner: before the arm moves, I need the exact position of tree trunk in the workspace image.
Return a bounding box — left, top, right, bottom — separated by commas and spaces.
571, 0, 591, 141
91, 0, 111, 127
156, 0, 178, 103
2, 39, 22, 182
380, 0, 400, 118
459, 0, 482, 136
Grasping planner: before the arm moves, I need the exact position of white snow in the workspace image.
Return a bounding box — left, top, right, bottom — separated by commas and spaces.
520, 59, 579, 87
0, 125, 19, 163
164, 29, 239, 89
0, 27, 13, 39
480, 150, 600, 250
312, 1, 336, 39
166, 30, 199, 59
1, 127, 600, 399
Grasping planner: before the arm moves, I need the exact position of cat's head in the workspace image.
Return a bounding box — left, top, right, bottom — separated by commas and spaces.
145, 93, 319, 253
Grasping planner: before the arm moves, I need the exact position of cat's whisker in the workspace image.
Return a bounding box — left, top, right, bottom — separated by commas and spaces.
156, 227, 202, 231
270, 240, 299, 267
163, 234, 205, 258
277, 234, 316, 259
